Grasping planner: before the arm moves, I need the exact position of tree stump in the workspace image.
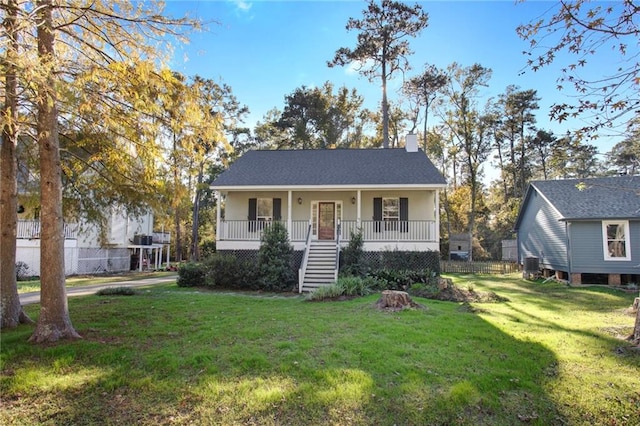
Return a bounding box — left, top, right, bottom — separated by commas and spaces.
376, 290, 420, 310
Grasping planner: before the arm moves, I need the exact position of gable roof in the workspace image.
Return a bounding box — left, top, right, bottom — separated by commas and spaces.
514, 176, 640, 229
211, 148, 447, 189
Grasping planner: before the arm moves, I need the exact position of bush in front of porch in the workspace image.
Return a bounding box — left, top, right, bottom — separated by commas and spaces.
178, 222, 296, 292
258, 221, 296, 292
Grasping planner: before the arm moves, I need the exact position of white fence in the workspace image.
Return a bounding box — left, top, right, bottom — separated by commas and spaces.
16, 247, 132, 278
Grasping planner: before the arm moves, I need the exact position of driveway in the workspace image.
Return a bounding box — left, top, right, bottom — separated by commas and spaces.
20, 274, 178, 306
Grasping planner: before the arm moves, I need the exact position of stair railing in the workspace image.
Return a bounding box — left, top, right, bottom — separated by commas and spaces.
298, 222, 313, 293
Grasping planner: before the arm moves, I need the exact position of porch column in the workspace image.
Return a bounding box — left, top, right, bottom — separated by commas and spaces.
356, 190, 362, 226
287, 190, 292, 233
215, 191, 222, 242
435, 190, 440, 242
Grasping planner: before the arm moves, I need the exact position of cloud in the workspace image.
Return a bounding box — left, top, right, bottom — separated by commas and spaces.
232, 0, 252, 12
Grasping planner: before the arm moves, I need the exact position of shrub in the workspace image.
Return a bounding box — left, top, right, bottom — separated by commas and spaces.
340, 228, 365, 276
305, 282, 343, 301
96, 287, 137, 296
305, 276, 381, 301
15, 261, 30, 281
339, 276, 370, 296
408, 282, 440, 298
202, 253, 259, 290
177, 262, 206, 287
258, 221, 295, 292
200, 240, 216, 259
368, 268, 437, 291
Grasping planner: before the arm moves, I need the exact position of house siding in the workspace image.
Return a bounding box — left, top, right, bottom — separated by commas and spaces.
517, 190, 568, 271
224, 190, 437, 222
569, 220, 640, 274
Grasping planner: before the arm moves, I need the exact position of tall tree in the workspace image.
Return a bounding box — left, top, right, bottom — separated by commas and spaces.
517, 0, 639, 136
402, 64, 448, 151
439, 63, 493, 261
2, 1, 199, 343
530, 129, 557, 180
1, 0, 33, 329
607, 113, 640, 175
30, 0, 81, 342
261, 82, 365, 149
496, 85, 540, 198
188, 77, 241, 261
328, 0, 428, 148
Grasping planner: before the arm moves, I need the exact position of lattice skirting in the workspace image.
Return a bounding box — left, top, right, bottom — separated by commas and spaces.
217, 249, 439, 275
217, 250, 304, 271
341, 250, 441, 274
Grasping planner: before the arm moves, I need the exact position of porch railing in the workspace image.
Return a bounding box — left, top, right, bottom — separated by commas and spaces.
218, 220, 309, 241
340, 220, 437, 242
217, 219, 437, 242
17, 219, 78, 240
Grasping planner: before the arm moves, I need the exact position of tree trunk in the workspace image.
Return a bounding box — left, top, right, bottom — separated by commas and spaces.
1, 0, 33, 329
29, 0, 80, 343
381, 57, 389, 148
172, 134, 183, 263
190, 162, 204, 261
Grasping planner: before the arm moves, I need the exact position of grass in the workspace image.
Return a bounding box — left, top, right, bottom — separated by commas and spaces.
16, 271, 176, 294
1, 273, 638, 425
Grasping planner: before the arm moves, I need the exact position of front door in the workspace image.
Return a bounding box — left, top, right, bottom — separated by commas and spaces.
318, 202, 336, 240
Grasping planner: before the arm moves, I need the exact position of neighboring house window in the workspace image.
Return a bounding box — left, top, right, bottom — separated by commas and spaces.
602, 220, 631, 261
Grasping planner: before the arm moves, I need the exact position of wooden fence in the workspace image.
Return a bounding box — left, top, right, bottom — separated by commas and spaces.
440, 260, 519, 275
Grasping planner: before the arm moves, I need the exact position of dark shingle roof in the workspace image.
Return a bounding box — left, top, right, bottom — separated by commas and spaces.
530, 176, 640, 220
211, 149, 447, 188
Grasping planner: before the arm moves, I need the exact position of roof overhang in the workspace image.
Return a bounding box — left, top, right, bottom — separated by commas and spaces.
559, 216, 640, 222
210, 184, 447, 192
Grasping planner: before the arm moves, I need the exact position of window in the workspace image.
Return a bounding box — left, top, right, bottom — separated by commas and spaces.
373, 197, 408, 232
248, 198, 281, 232
256, 198, 273, 221
383, 197, 399, 230
602, 221, 631, 261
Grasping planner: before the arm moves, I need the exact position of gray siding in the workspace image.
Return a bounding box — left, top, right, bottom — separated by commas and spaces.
569, 220, 640, 274
517, 190, 568, 270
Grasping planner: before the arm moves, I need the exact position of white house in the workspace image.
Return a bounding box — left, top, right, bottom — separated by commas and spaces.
210, 135, 447, 292
16, 207, 170, 277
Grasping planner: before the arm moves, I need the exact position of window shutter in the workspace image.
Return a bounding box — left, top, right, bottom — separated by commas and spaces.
373, 197, 382, 233
273, 198, 281, 221
248, 198, 257, 231
400, 197, 409, 232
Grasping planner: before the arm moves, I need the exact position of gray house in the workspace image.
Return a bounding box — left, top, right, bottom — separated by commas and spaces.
210, 136, 447, 292
514, 176, 640, 285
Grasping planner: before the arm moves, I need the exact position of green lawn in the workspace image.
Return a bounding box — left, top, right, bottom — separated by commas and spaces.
1, 274, 638, 425
16, 271, 176, 294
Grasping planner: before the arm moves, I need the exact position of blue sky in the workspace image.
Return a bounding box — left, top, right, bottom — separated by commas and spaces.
164, 0, 626, 157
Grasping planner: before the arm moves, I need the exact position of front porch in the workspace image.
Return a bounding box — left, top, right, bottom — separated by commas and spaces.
213, 187, 441, 253
216, 219, 438, 250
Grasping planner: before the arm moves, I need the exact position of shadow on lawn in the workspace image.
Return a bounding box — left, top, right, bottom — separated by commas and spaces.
0, 290, 568, 425
5, 274, 638, 424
